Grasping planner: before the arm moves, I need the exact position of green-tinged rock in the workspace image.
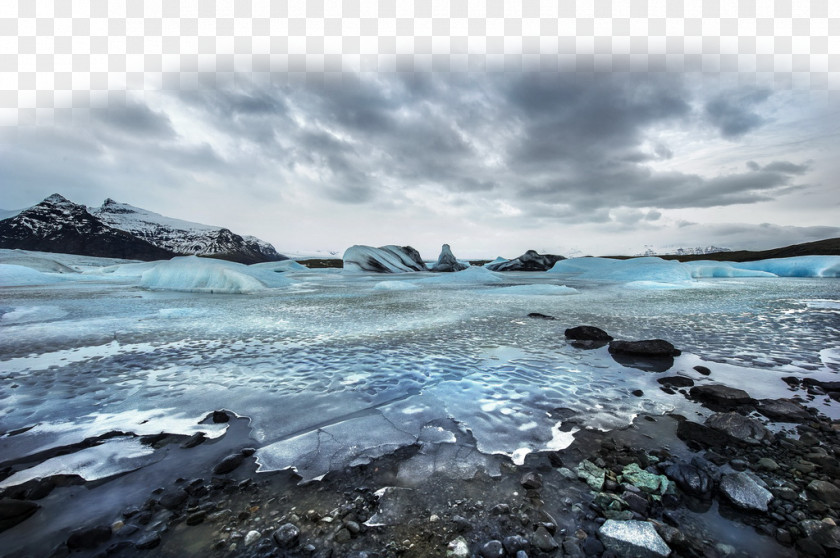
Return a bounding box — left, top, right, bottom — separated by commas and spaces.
577, 460, 606, 491
604, 510, 636, 521
446, 536, 469, 558
621, 463, 674, 496
595, 492, 627, 512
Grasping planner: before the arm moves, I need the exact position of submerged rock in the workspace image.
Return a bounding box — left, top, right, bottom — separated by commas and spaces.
565, 325, 613, 341
213, 453, 245, 474
608, 339, 681, 357
0, 499, 39, 532
657, 376, 695, 388
755, 398, 812, 422
705, 412, 771, 445
430, 244, 469, 272
528, 312, 556, 320
272, 523, 300, 548
598, 519, 671, 558
719, 471, 773, 512
486, 250, 565, 272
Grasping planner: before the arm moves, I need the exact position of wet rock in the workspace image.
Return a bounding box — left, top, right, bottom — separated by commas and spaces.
729, 458, 748, 471
244, 530, 261, 545
186, 510, 206, 525
213, 453, 245, 474
528, 312, 556, 320
621, 463, 673, 496
135, 532, 161, 550
212, 410, 230, 423
799, 519, 840, 550
158, 488, 188, 510
632, 390, 644, 397
0, 498, 39, 532
757, 458, 779, 471
577, 460, 606, 491
521, 472, 543, 490
530, 525, 559, 552
479, 540, 505, 558
582, 536, 604, 556
66, 525, 112, 550
688, 385, 752, 409
705, 412, 771, 445
180, 432, 207, 449
608, 339, 680, 357
272, 523, 300, 549
446, 536, 470, 557
719, 472, 773, 512
503, 535, 530, 555
693, 365, 711, 375
756, 399, 812, 422
657, 376, 694, 388
806, 480, 840, 507
598, 519, 671, 558
565, 326, 613, 342
663, 463, 713, 496
334, 528, 352, 543
622, 491, 650, 516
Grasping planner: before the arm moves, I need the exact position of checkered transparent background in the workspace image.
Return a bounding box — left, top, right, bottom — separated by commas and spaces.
1, 0, 838, 124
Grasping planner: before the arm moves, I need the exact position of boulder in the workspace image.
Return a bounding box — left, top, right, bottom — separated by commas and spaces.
799, 519, 840, 550
66, 525, 112, 550
0, 499, 39, 532
565, 325, 613, 341
688, 385, 753, 410
598, 519, 671, 558
755, 399, 812, 422
486, 250, 565, 272
719, 472, 773, 512
806, 480, 840, 507
657, 376, 695, 388
663, 463, 713, 496
705, 412, 771, 445
608, 339, 681, 357
213, 453, 245, 474
675, 420, 729, 450
622, 463, 673, 496
430, 244, 469, 272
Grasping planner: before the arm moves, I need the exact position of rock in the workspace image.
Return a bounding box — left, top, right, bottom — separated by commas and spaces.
676, 420, 729, 450
757, 458, 779, 471
430, 244, 469, 272
343, 245, 427, 273
756, 399, 812, 422
244, 530, 261, 545
688, 385, 752, 409
135, 532, 161, 550
180, 432, 207, 449
479, 540, 505, 558
186, 511, 206, 525
564, 537, 587, 558
528, 312, 556, 320
446, 536, 470, 557
0, 498, 39, 532
657, 376, 694, 388
632, 389, 644, 397
719, 472, 773, 512
158, 488, 188, 509
705, 412, 771, 445
272, 523, 300, 548
582, 536, 605, 556
577, 460, 606, 491
729, 458, 748, 471
565, 326, 613, 342
693, 365, 711, 375
334, 528, 352, 543
212, 410, 230, 423
516, 552, 529, 558
66, 525, 112, 550
530, 525, 559, 552
521, 472, 543, 490
503, 535, 530, 555
806, 480, 840, 507
213, 453, 245, 474
663, 463, 712, 496
486, 250, 566, 272
799, 519, 840, 550
608, 339, 681, 357
598, 519, 671, 558
621, 463, 673, 496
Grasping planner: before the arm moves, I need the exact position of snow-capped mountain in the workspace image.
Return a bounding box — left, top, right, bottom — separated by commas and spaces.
637, 245, 732, 257
92, 198, 286, 264
0, 194, 176, 261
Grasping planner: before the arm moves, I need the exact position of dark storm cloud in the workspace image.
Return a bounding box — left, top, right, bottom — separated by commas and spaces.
761, 160, 810, 175
91, 100, 176, 139
704, 88, 771, 139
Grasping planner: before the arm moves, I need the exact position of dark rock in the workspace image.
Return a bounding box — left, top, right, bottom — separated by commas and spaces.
756, 399, 812, 422
241, 447, 256, 456
664, 463, 713, 496
608, 339, 681, 357
334, 528, 352, 543
705, 412, 771, 445
530, 525, 559, 552
135, 532, 161, 550
563, 537, 587, 558
212, 410, 229, 423
180, 432, 207, 449
719, 472, 773, 512
729, 458, 748, 471
486, 250, 566, 272
213, 453, 245, 474
799, 519, 840, 550
565, 326, 613, 342
632, 390, 644, 397
582, 536, 604, 556
676, 420, 730, 450
503, 535, 530, 555
273, 523, 300, 548
693, 365, 711, 375
528, 312, 556, 320
430, 244, 469, 272
186, 511, 206, 525
66, 525, 112, 550
479, 540, 505, 558
622, 491, 650, 515
0, 498, 39, 533
688, 385, 753, 410
158, 488, 188, 510
806, 480, 840, 507
521, 472, 543, 490
490, 503, 510, 515
657, 376, 694, 388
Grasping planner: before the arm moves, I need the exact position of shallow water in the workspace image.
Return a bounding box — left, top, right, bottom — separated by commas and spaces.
1, 271, 839, 488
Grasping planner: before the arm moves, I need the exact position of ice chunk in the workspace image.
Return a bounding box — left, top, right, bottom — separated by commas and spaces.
549, 257, 693, 284
1, 305, 67, 324
483, 256, 509, 268
487, 284, 578, 295
250, 260, 309, 272
373, 280, 421, 291
139, 256, 293, 293
430, 244, 469, 272
342, 245, 427, 273
733, 256, 840, 278
686, 261, 776, 278
416, 266, 504, 284
0, 264, 70, 286
92, 260, 162, 277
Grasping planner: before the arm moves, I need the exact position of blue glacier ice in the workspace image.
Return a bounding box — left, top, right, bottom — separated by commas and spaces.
139, 256, 294, 293
732, 256, 840, 278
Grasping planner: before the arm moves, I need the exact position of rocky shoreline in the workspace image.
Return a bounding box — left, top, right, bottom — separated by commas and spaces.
1, 327, 839, 558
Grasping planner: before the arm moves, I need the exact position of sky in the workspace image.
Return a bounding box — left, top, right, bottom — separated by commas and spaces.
2, 5, 840, 259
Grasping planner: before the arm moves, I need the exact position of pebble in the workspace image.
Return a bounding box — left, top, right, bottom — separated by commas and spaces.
446, 536, 469, 558
520, 472, 543, 490
213, 453, 245, 475
479, 540, 505, 558
244, 530, 261, 546
758, 458, 780, 471
272, 523, 300, 548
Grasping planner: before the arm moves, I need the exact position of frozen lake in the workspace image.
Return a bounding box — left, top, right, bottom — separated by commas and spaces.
1, 254, 839, 488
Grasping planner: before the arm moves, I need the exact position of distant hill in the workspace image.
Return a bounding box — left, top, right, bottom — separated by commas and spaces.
655, 237, 840, 262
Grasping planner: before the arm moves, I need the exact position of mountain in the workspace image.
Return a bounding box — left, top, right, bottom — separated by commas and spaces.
0, 194, 176, 261
657, 238, 840, 262
92, 199, 286, 264
637, 246, 732, 257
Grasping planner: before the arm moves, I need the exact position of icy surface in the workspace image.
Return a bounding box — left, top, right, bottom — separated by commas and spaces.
0, 264, 71, 286
733, 256, 840, 278
139, 256, 294, 293
1, 252, 839, 485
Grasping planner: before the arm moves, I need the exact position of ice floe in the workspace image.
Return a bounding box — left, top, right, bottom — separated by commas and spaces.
139, 256, 294, 293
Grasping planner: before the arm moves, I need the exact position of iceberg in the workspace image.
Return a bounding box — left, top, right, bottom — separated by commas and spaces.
549, 257, 693, 284
0, 264, 71, 286
139, 256, 294, 294
430, 244, 469, 272
686, 261, 777, 278
486, 250, 565, 271
416, 265, 504, 284
249, 260, 309, 272
732, 256, 840, 278
342, 245, 427, 273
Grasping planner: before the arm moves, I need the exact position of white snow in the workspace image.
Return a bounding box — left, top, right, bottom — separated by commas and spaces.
139, 256, 294, 293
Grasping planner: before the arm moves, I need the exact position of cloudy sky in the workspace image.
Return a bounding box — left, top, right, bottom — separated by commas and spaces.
2, 5, 839, 259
